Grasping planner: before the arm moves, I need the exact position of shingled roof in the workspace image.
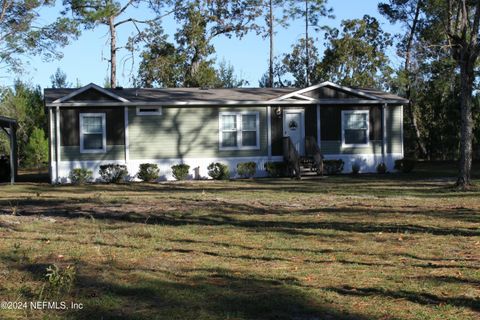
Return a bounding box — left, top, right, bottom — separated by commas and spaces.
44, 82, 408, 106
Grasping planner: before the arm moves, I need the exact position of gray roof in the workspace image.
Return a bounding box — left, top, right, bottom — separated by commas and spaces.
44, 87, 297, 104
44, 82, 408, 106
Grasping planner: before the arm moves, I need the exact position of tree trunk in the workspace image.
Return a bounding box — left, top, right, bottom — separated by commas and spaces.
108, 17, 117, 88
456, 58, 474, 188
305, 0, 309, 86
404, 0, 427, 158
268, 0, 273, 88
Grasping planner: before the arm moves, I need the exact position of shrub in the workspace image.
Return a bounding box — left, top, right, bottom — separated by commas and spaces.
171, 164, 190, 181
137, 163, 160, 182
207, 162, 230, 180
69, 168, 93, 184
394, 158, 416, 173
351, 163, 360, 175
99, 164, 128, 183
264, 161, 287, 177
376, 162, 387, 174
237, 162, 256, 178
324, 160, 344, 175
40, 264, 76, 299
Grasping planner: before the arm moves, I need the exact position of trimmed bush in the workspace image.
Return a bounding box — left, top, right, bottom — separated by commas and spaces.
394, 158, 416, 173
264, 161, 287, 177
69, 168, 93, 184
137, 163, 160, 182
237, 162, 256, 178
207, 162, 230, 180
324, 160, 344, 175
171, 164, 190, 181
351, 163, 360, 175
376, 162, 387, 174
99, 164, 128, 183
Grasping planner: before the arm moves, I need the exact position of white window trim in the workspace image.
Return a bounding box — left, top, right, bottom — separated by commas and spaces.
219, 111, 260, 151
79, 113, 107, 153
136, 106, 163, 115
341, 110, 370, 148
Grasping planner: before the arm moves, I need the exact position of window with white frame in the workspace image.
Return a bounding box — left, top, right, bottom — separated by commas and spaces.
136, 106, 162, 115
219, 112, 260, 150
79, 113, 106, 153
342, 110, 369, 146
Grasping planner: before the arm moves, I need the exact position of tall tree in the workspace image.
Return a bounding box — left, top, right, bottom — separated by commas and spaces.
317, 15, 393, 89
167, 0, 263, 84
379, 0, 428, 157
50, 68, 72, 88
215, 60, 248, 88
426, 0, 480, 188
62, 0, 161, 88
282, 38, 319, 87
286, 0, 333, 86
0, 1, 79, 73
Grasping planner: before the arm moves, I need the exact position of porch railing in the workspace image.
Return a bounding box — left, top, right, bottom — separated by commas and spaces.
305, 136, 324, 175
282, 136, 301, 179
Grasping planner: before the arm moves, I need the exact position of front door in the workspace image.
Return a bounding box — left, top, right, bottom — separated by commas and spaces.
283, 109, 305, 155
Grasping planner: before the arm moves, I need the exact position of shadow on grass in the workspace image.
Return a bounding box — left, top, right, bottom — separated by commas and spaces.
3, 257, 388, 320
327, 285, 480, 312
63, 267, 385, 320
1, 197, 479, 237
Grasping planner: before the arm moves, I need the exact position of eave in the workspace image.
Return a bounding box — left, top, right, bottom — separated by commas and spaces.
45, 99, 408, 108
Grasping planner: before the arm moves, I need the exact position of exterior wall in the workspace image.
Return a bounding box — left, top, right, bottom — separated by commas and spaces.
128, 106, 268, 159
48, 102, 404, 183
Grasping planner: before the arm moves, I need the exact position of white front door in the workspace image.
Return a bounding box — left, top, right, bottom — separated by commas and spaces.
283, 109, 305, 155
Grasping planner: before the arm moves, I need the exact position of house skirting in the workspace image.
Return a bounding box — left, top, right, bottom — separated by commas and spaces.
51, 153, 403, 183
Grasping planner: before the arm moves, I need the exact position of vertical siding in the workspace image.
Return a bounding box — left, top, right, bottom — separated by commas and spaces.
128, 106, 268, 160
386, 105, 403, 154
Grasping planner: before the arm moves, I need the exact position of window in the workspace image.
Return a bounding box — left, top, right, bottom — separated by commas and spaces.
80, 113, 106, 153
342, 110, 369, 146
219, 112, 260, 150
136, 106, 162, 115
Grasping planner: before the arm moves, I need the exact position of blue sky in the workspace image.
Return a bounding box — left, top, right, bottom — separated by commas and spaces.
11, 0, 402, 89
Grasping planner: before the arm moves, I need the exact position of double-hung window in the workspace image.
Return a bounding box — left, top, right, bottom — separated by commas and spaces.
79, 113, 106, 153
219, 112, 260, 150
342, 110, 369, 146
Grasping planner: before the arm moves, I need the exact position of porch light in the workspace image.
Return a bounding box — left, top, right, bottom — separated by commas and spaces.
275, 107, 282, 117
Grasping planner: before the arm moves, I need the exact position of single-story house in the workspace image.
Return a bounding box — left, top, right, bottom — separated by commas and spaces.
44, 81, 407, 183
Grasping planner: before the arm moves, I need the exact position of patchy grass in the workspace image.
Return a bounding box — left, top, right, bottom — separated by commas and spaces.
0, 162, 479, 319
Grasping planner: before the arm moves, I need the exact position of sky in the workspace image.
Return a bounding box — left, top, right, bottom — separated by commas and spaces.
10, 0, 403, 90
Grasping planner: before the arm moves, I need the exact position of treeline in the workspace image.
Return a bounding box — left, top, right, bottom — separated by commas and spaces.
0, 1, 478, 187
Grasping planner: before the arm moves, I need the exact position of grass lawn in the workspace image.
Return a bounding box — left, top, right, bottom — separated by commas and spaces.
0, 162, 479, 319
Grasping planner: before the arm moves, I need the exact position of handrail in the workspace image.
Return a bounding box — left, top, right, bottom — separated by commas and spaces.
282, 136, 301, 179
305, 136, 324, 175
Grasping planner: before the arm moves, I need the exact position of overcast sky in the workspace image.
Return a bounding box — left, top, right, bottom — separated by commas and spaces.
10, 0, 402, 89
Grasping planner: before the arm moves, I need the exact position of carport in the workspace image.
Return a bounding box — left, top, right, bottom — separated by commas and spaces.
0, 116, 18, 184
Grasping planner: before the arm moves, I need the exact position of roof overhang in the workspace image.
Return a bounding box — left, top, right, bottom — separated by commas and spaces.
45, 99, 407, 108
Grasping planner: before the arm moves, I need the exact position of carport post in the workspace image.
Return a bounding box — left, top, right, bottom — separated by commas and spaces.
9, 123, 14, 184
